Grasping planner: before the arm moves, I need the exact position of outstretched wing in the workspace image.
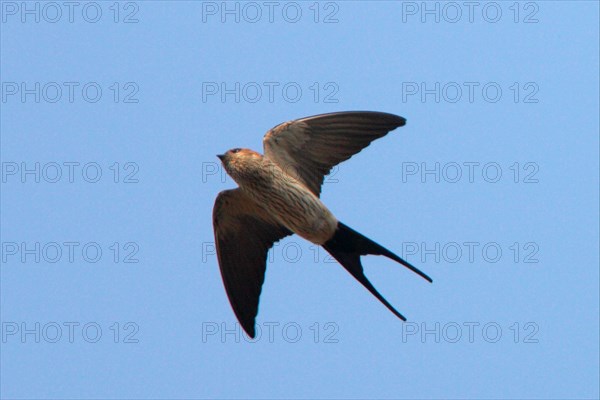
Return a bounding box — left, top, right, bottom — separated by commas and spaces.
213, 189, 292, 338
263, 111, 406, 196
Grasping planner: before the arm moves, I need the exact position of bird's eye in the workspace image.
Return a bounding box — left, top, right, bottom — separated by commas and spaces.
231, 148, 242, 154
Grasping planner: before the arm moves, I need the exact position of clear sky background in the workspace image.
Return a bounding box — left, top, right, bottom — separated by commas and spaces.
1, 1, 598, 399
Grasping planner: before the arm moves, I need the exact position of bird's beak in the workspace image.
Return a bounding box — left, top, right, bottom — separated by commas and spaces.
217, 154, 225, 161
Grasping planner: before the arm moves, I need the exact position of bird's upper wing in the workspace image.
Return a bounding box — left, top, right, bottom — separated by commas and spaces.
263, 111, 406, 196
213, 189, 292, 338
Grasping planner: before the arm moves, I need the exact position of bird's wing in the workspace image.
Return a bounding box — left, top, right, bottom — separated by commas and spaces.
263, 111, 406, 196
213, 189, 292, 338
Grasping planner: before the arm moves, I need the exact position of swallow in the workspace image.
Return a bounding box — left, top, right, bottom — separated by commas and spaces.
213, 111, 432, 338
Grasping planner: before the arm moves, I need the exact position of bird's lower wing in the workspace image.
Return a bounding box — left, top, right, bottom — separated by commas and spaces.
212, 189, 292, 338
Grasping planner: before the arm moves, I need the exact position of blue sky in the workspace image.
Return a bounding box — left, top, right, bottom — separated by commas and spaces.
1, 1, 598, 399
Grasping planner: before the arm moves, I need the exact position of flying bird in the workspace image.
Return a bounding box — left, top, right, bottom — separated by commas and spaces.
213, 111, 431, 338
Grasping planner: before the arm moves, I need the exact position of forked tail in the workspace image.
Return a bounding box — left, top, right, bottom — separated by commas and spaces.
322, 222, 432, 321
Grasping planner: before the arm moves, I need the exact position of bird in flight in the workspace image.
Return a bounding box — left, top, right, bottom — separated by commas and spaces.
213, 111, 432, 338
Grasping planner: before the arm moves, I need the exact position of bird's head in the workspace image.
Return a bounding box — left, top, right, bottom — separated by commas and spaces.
217, 148, 263, 181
